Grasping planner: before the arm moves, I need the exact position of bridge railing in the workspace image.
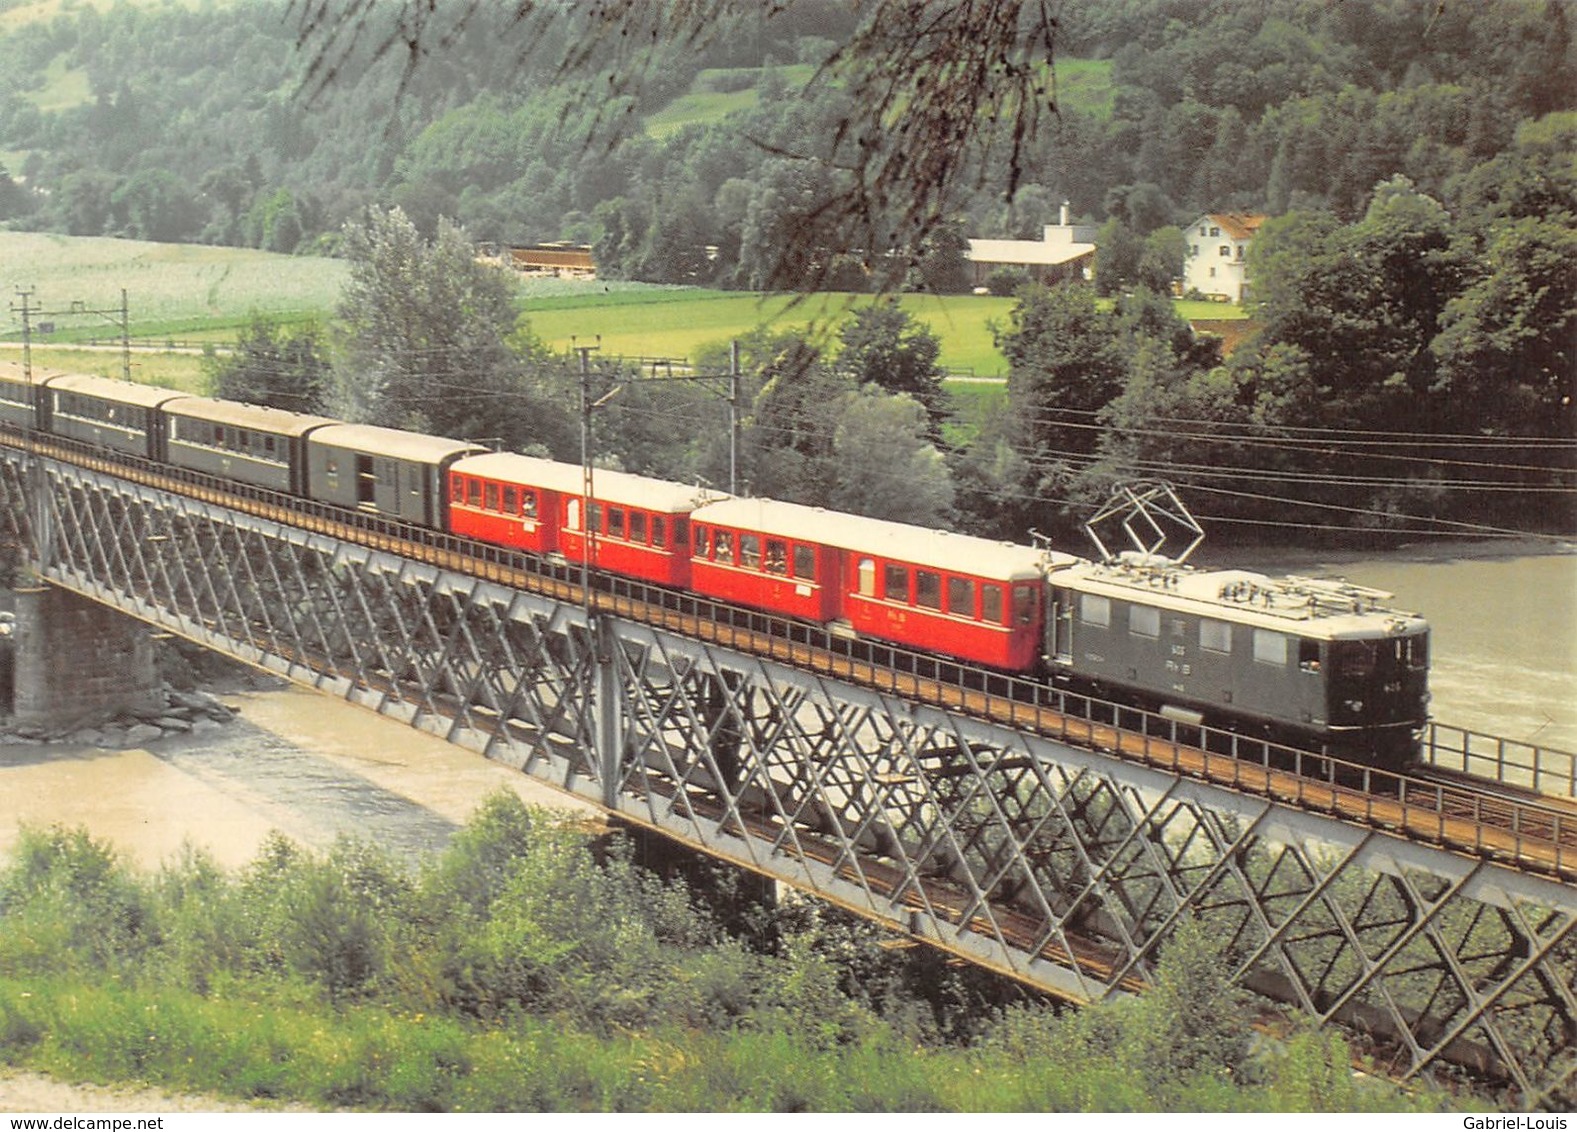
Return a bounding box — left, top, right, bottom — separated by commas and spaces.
1424, 721, 1577, 799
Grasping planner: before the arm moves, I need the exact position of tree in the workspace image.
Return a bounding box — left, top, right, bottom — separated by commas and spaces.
993, 283, 1127, 536
738, 331, 852, 504
332, 205, 573, 455
204, 316, 331, 415
828, 389, 954, 525
833, 302, 951, 437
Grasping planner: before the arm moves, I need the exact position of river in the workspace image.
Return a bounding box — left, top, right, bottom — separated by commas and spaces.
0, 545, 1571, 872
1263, 543, 1577, 755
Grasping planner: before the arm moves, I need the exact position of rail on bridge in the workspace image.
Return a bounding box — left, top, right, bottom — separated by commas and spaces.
0, 444, 1573, 1109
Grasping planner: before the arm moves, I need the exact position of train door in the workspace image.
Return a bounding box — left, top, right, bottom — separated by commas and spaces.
356, 454, 377, 509
1047, 586, 1074, 664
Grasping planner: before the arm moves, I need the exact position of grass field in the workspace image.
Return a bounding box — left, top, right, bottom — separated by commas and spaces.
0, 231, 347, 338
0, 231, 1245, 390
522, 289, 1018, 375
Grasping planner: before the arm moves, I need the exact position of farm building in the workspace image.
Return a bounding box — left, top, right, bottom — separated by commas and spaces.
508, 244, 596, 279
965, 203, 1097, 288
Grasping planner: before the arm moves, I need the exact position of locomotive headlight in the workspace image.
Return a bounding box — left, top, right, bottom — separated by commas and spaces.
1345, 699, 1364, 713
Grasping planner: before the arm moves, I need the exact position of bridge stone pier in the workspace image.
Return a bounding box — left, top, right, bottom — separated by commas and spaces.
9, 583, 162, 730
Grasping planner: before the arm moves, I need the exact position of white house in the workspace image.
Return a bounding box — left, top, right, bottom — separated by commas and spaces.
1182, 212, 1266, 302
966, 203, 1097, 288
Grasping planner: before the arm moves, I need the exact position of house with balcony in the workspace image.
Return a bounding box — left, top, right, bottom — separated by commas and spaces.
1182, 213, 1266, 302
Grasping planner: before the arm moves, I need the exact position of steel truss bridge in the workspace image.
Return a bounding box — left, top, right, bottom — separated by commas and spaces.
1, 440, 1573, 1109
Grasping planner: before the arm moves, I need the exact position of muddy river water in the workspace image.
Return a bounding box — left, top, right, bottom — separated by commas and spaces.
0, 545, 1571, 871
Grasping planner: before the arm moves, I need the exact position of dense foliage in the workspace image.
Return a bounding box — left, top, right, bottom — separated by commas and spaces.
0, 799, 1459, 1111
0, 1, 1569, 280
9, 0, 1575, 542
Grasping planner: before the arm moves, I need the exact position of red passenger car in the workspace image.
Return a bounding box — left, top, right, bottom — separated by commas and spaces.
449, 452, 718, 588
688, 498, 843, 623
691, 498, 1069, 670
449, 453, 571, 556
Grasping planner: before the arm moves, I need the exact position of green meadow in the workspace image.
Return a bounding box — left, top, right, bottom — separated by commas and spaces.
1, 231, 1242, 391
0, 232, 1019, 378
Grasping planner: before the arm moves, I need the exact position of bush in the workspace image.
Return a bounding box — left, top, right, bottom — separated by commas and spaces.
985, 267, 1030, 296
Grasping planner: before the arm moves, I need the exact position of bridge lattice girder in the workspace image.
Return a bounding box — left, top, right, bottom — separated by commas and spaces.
1, 450, 1572, 1108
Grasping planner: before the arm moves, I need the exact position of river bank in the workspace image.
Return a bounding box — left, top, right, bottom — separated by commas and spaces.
0, 674, 598, 873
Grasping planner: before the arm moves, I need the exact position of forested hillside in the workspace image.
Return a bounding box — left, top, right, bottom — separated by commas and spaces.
0, 0, 1569, 282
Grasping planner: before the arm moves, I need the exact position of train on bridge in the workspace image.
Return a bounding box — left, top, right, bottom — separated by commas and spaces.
0, 364, 1431, 769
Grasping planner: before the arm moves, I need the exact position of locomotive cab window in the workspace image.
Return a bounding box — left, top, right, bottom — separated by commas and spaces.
1200, 619, 1232, 654
1334, 640, 1376, 678
1129, 605, 1160, 638
1079, 594, 1110, 628
1253, 629, 1288, 666
1298, 639, 1321, 672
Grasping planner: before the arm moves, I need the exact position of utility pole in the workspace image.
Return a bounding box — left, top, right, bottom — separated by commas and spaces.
8, 290, 134, 384
728, 339, 741, 495
10, 288, 34, 382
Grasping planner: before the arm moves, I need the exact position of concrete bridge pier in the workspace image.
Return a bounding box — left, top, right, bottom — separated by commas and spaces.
8, 585, 162, 731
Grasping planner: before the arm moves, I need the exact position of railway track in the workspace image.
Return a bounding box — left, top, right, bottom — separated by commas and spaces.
13, 432, 1577, 882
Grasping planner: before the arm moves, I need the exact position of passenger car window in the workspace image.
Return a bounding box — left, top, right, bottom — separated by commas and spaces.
713, 530, 733, 563
765, 539, 788, 575
740, 534, 761, 568
607, 507, 625, 538
1013, 585, 1035, 626
884, 564, 909, 603
916, 571, 942, 610
794, 546, 816, 581
522, 490, 537, 518
629, 511, 647, 544
981, 584, 1003, 623
484, 483, 500, 512
947, 578, 974, 617
858, 558, 876, 596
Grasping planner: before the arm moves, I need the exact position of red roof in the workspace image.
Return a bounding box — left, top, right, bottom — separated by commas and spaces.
1207, 213, 1267, 241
